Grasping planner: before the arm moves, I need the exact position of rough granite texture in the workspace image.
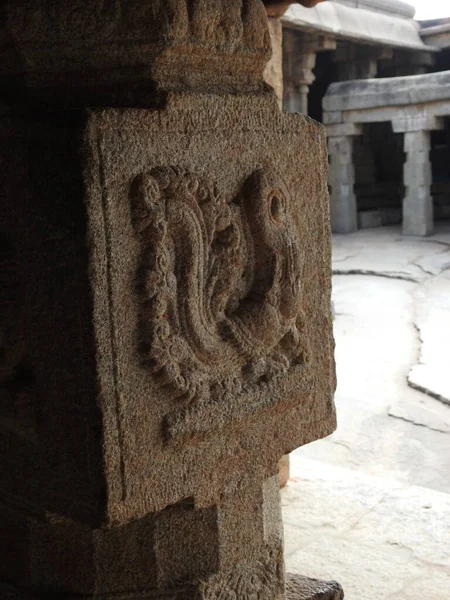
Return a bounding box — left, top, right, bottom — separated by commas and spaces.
0, 1, 338, 598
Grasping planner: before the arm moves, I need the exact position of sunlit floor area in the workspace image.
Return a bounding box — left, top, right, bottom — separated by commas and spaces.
282, 224, 450, 600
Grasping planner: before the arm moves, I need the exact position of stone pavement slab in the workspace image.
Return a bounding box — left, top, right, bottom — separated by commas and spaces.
282, 458, 450, 600
333, 224, 450, 413
409, 269, 450, 406
282, 226, 450, 599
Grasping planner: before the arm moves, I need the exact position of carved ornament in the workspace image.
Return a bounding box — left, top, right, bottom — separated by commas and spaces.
132, 167, 309, 435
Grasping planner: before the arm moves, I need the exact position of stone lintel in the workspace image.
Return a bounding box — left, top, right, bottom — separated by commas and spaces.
323, 71, 450, 113
325, 122, 363, 137
333, 44, 394, 62
337, 100, 450, 126
392, 116, 445, 133
323, 111, 344, 125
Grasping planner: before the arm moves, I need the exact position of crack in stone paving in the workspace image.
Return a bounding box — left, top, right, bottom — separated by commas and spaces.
347, 493, 389, 532
332, 253, 357, 263
407, 380, 450, 408
387, 410, 449, 434
411, 261, 435, 277
385, 541, 450, 572
332, 269, 419, 283
334, 269, 449, 406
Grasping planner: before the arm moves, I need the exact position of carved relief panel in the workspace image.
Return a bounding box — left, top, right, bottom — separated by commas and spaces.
85, 94, 335, 523
131, 166, 309, 440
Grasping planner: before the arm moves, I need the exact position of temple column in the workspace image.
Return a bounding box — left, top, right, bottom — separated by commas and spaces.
0, 1, 340, 598
403, 131, 433, 236
283, 30, 336, 114
326, 124, 363, 234
393, 117, 444, 236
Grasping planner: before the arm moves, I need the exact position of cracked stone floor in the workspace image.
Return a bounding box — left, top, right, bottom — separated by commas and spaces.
282, 224, 450, 600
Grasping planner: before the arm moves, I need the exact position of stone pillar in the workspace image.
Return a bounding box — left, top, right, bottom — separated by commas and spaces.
403, 130, 433, 236
333, 44, 394, 81
0, 1, 340, 599
283, 30, 336, 114
327, 124, 363, 234
393, 117, 444, 236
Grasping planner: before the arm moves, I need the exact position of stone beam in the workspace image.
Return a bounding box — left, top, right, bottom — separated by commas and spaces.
392, 116, 445, 133
332, 44, 394, 81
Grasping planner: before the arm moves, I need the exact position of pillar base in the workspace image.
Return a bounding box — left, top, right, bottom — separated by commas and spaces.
1, 575, 344, 600
286, 574, 344, 600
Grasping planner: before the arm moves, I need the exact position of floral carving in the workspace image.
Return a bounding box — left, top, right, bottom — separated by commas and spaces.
132, 167, 308, 413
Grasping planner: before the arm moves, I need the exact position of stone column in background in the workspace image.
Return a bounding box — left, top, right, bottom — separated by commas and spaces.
403, 131, 433, 236
393, 116, 444, 236
326, 124, 363, 234
0, 1, 339, 598
283, 30, 336, 115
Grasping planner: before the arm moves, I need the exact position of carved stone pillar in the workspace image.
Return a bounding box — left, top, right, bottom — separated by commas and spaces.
0, 1, 339, 598
327, 124, 363, 234
393, 117, 444, 236
283, 30, 336, 114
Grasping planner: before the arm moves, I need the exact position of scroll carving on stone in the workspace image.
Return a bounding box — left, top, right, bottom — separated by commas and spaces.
132, 166, 309, 436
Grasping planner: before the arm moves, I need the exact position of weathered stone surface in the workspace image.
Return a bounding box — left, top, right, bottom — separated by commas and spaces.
283, 0, 426, 51
323, 70, 450, 238
323, 71, 450, 113
0, 94, 336, 596
420, 21, 450, 49
0, 0, 272, 107
283, 458, 450, 600
81, 95, 335, 523
0, 1, 338, 597
265, 0, 327, 17
285, 574, 343, 600
328, 135, 358, 234
264, 17, 284, 107
403, 130, 433, 236
409, 269, 450, 407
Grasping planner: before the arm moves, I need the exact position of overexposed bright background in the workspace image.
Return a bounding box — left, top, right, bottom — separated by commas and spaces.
411, 0, 450, 20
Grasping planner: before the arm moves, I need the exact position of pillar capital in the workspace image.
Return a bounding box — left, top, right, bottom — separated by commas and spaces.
1, 0, 273, 108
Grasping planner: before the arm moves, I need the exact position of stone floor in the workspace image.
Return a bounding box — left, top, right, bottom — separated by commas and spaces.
282, 224, 450, 600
